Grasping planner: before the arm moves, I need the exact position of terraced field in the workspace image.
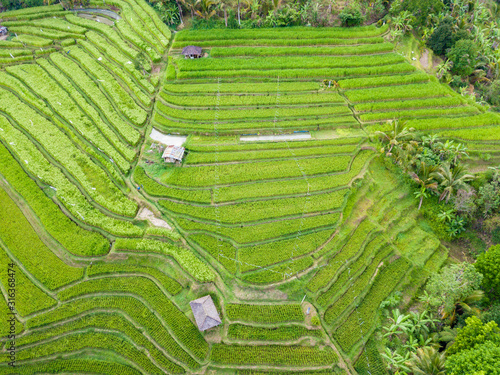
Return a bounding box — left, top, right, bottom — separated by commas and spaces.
0, 4, 499, 374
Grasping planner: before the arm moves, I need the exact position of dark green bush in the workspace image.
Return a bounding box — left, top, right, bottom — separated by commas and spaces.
339, 5, 365, 27
447, 39, 479, 77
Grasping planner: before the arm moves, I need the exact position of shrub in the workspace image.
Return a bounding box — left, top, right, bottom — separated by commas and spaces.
485, 80, 500, 106
339, 5, 365, 27
475, 245, 500, 296
428, 18, 454, 55
447, 39, 479, 77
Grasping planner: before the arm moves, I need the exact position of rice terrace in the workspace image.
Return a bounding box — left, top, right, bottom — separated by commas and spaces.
0, 0, 499, 374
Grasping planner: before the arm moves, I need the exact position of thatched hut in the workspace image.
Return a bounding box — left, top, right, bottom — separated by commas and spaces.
182, 45, 202, 59
189, 295, 221, 331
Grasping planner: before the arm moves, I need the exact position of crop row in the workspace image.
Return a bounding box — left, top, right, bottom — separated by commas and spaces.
65, 46, 148, 126
80, 39, 151, 106
177, 211, 341, 244
0, 359, 142, 375
0, 187, 84, 289
154, 114, 358, 133
15, 313, 184, 373
36, 58, 139, 156
4, 17, 86, 34
65, 14, 139, 59
133, 166, 211, 203
210, 344, 337, 366
210, 43, 394, 57
125, 0, 172, 42
345, 82, 452, 103
359, 106, 479, 122
368, 112, 500, 133
145, 226, 182, 241
323, 244, 393, 325
176, 54, 405, 72
84, 31, 154, 93
0, 40, 24, 47
241, 256, 314, 284
0, 144, 109, 256
120, 0, 170, 47
354, 339, 388, 375
228, 324, 323, 342
118, 6, 165, 54
87, 263, 183, 295
316, 236, 387, 308
0, 116, 142, 236
26, 295, 200, 368
354, 96, 464, 113
8, 64, 132, 172
189, 233, 238, 273
114, 17, 161, 62
160, 188, 347, 224
160, 91, 345, 107
13, 34, 53, 47
173, 36, 385, 49
163, 81, 320, 94
50, 53, 142, 145
226, 303, 303, 323
157, 100, 351, 121
371, 105, 479, 123
333, 257, 411, 352
10, 331, 163, 374
186, 136, 362, 152
0, 55, 33, 64
0, 91, 138, 216
5, 25, 83, 40
176, 63, 415, 79
238, 229, 332, 271
406, 112, 500, 131
214, 150, 371, 202
185, 144, 357, 164
307, 219, 377, 292
175, 24, 389, 41
338, 72, 429, 89
0, 47, 34, 56
0, 4, 63, 18
113, 238, 215, 282
437, 125, 500, 141
0, 245, 56, 316
57, 276, 208, 360
162, 153, 352, 187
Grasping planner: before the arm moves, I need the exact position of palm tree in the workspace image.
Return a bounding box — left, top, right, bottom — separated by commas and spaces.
439, 326, 458, 349
431, 164, 474, 203
406, 346, 446, 375
176, 0, 184, 25
195, 0, 219, 19
410, 162, 438, 210
442, 289, 484, 324
450, 142, 469, 167
375, 120, 414, 155
179, 0, 197, 17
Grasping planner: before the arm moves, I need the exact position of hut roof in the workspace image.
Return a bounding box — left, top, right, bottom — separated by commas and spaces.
189, 295, 221, 331
162, 145, 185, 162
182, 45, 202, 56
